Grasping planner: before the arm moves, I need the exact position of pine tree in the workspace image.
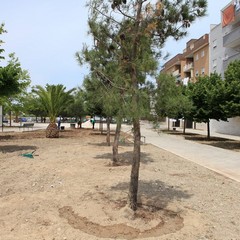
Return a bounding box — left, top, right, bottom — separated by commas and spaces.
85, 0, 207, 211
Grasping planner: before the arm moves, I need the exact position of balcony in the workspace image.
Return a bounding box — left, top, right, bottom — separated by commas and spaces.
223, 27, 240, 48
172, 69, 180, 77
183, 63, 194, 72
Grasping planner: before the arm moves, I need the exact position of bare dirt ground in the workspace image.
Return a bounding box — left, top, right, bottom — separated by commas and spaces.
0, 129, 240, 240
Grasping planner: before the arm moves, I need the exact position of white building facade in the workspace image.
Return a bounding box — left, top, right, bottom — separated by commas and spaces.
209, 0, 240, 136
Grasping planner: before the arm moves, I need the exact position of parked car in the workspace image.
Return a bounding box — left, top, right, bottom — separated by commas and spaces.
18, 117, 27, 122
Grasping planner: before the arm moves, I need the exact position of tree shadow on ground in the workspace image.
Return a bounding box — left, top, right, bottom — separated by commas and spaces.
88, 141, 133, 147
110, 179, 192, 209
202, 140, 240, 151
94, 151, 154, 165
164, 130, 240, 152
184, 136, 240, 151
0, 135, 15, 140
0, 145, 37, 153
90, 131, 116, 136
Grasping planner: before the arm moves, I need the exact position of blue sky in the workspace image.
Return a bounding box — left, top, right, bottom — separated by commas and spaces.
0, 0, 231, 90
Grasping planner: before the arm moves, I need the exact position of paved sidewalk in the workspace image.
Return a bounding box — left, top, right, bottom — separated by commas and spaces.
122, 122, 240, 183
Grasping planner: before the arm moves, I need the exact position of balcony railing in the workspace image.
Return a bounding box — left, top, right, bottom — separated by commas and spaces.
183, 63, 194, 72
223, 27, 240, 48
172, 69, 180, 76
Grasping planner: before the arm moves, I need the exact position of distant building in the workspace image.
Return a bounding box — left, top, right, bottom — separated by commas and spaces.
161, 0, 240, 135
161, 34, 209, 130
161, 34, 209, 85
210, 0, 240, 136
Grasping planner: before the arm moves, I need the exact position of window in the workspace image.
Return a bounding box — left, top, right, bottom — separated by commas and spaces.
195, 54, 199, 61
201, 67, 205, 75
201, 50, 205, 57
195, 70, 199, 77
213, 59, 217, 68
213, 39, 217, 48
212, 59, 217, 71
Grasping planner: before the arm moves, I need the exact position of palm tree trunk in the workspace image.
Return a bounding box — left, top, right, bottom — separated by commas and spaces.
46, 122, 59, 138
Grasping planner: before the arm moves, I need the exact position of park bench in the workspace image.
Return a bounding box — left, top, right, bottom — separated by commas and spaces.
19, 123, 34, 131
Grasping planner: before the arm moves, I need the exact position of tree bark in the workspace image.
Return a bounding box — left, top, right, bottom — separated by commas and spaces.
129, 118, 141, 211
112, 118, 122, 165
128, 0, 143, 211
207, 120, 210, 139
183, 119, 186, 134
106, 117, 111, 146
10, 111, 12, 127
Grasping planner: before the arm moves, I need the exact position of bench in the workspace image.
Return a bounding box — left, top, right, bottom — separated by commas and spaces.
19, 123, 34, 131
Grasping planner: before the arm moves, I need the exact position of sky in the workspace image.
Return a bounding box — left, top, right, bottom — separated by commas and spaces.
0, 0, 232, 90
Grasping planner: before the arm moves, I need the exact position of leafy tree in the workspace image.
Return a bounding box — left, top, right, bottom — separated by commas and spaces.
86, 0, 207, 210
0, 23, 7, 61
67, 87, 86, 128
82, 76, 105, 118
33, 84, 75, 138
0, 23, 30, 98
188, 73, 228, 139
155, 73, 180, 120
224, 60, 240, 117
23, 92, 47, 121
0, 53, 30, 97
155, 73, 193, 132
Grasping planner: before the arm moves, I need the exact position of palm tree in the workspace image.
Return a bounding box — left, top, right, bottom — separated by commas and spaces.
33, 84, 74, 138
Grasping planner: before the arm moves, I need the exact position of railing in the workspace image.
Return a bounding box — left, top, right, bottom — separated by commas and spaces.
172, 69, 180, 76
183, 63, 193, 72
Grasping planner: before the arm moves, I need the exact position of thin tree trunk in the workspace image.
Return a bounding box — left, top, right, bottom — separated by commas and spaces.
79, 116, 82, 128
99, 117, 103, 133
106, 117, 111, 146
183, 118, 186, 134
112, 118, 122, 165
207, 120, 210, 139
10, 111, 12, 127
129, 118, 141, 211
128, 0, 143, 211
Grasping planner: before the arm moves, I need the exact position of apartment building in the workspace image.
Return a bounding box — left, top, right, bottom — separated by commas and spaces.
160, 34, 209, 129
210, 0, 240, 135
160, 53, 185, 84
160, 1, 240, 134
161, 34, 209, 85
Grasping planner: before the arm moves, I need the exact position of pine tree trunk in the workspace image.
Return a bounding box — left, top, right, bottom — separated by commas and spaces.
10, 111, 12, 127
129, 118, 141, 211
128, 0, 143, 211
112, 118, 122, 165
207, 120, 210, 139
106, 117, 111, 146
46, 122, 59, 138
183, 119, 186, 134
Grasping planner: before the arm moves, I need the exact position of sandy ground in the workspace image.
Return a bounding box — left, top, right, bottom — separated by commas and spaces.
0, 128, 240, 240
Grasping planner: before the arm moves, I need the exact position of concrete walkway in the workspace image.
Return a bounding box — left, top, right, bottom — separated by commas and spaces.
122, 121, 240, 183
